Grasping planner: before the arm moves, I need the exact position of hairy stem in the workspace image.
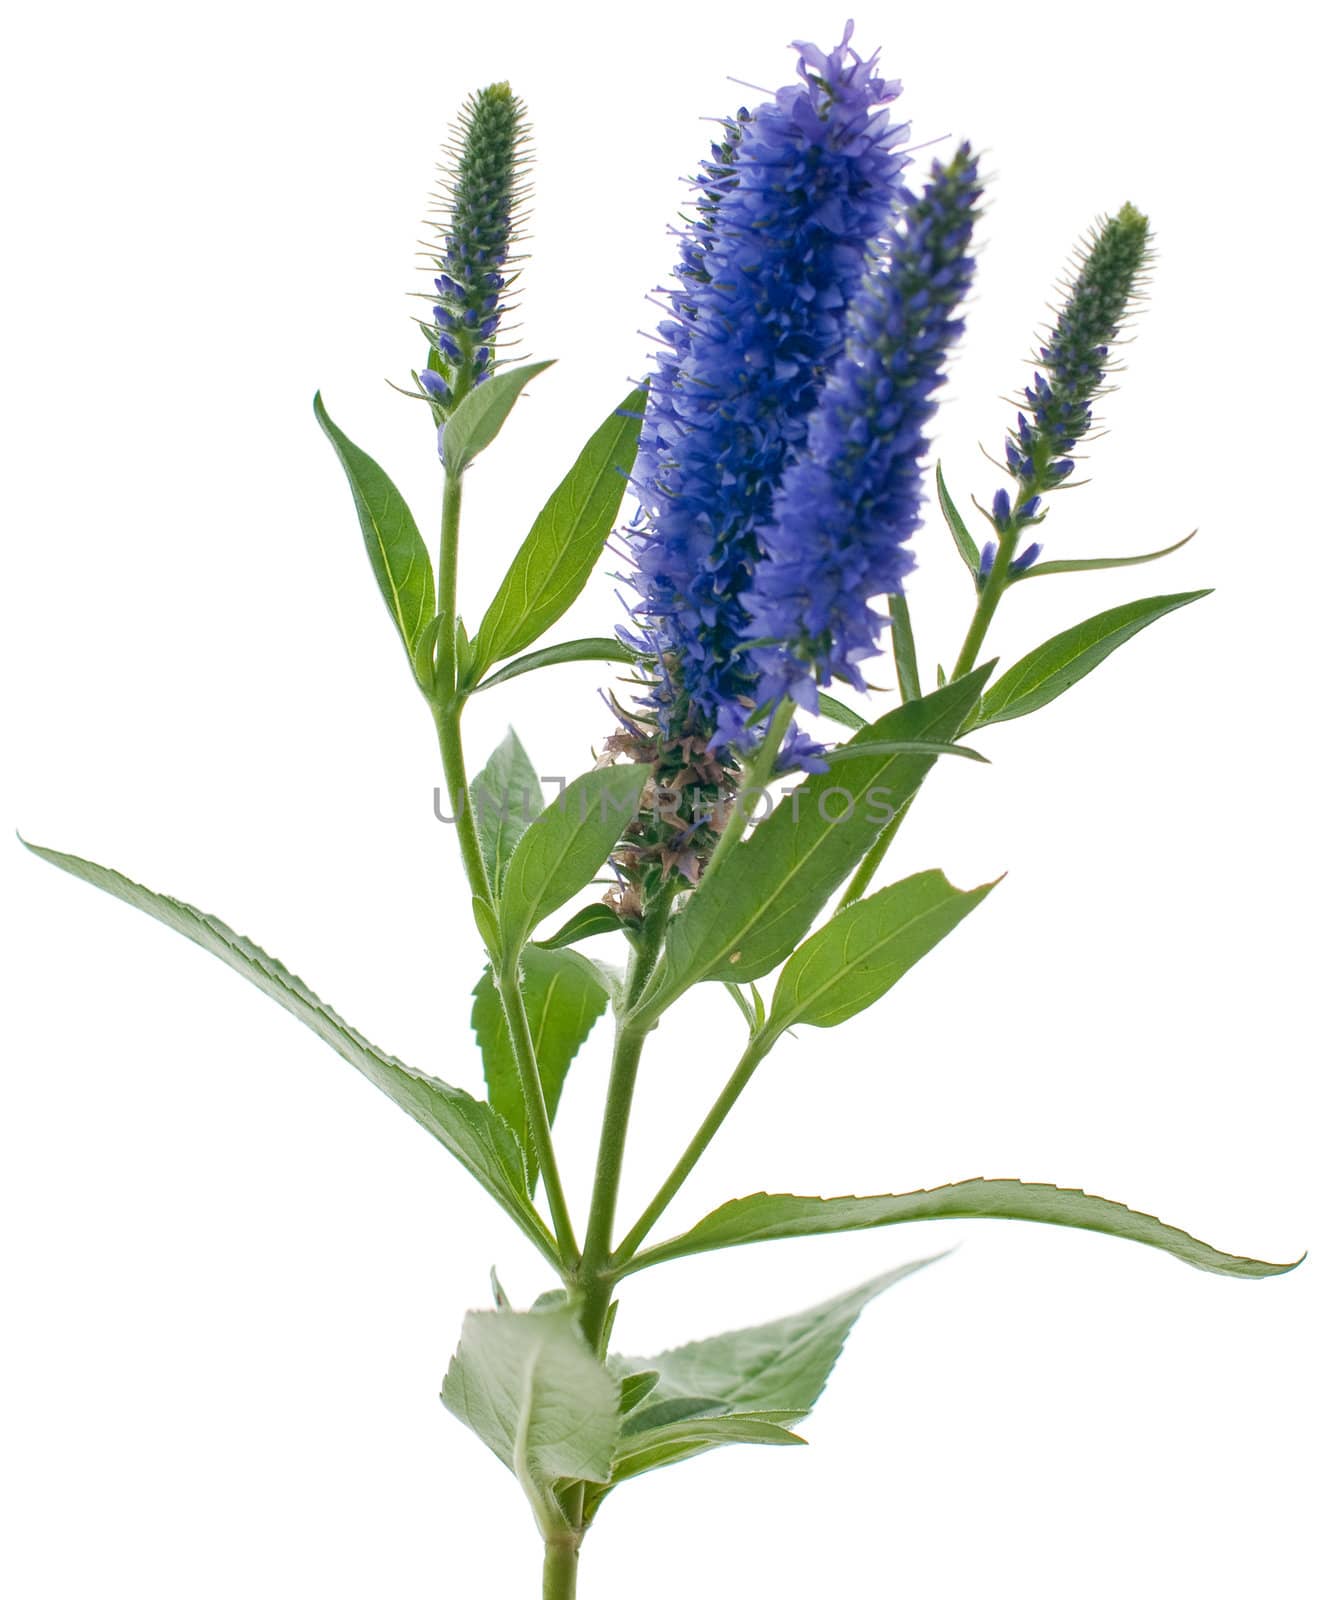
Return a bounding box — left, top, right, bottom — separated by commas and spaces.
542, 1533, 579, 1600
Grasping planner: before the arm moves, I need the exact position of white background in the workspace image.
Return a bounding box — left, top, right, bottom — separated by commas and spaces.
2, 2, 1315, 1595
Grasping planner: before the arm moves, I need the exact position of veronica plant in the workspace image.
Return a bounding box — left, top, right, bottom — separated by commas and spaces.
24, 26, 1298, 1599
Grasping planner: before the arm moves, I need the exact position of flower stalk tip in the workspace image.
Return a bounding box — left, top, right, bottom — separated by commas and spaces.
1004, 201, 1152, 498
417, 82, 531, 421
746, 142, 983, 714
626, 28, 911, 762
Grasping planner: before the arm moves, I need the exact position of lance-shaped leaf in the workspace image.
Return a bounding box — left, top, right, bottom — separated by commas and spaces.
936, 461, 981, 578
22, 839, 555, 1262
441, 359, 555, 476
441, 1304, 620, 1536
606, 1415, 804, 1489
765, 870, 998, 1037
472, 636, 637, 693
618, 1370, 661, 1413
499, 764, 649, 955
470, 389, 647, 675
583, 1258, 936, 1518
535, 903, 627, 950
471, 946, 609, 1193
816, 692, 867, 733
974, 591, 1210, 727
469, 727, 543, 894
1015, 529, 1197, 580
622, 1181, 1301, 1279
821, 738, 987, 766
313, 394, 435, 670
651, 667, 992, 998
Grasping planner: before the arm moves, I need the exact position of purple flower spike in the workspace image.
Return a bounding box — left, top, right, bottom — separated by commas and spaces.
625, 27, 911, 754
743, 144, 982, 710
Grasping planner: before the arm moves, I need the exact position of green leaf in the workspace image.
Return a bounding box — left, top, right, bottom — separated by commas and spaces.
975, 591, 1211, 727
469, 728, 543, 894
472, 636, 637, 694
589, 1258, 936, 1509
722, 982, 758, 1031
410, 614, 444, 695
1017, 529, 1197, 580
766, 869, 998, 1036
616, 1259, 936, 1414
608, 1414, 804, 1485
455, 616, 476, 685
816, 692, 867, 732
470, 389, 648, 675
936, 461, 982, 578
621, 1393, 727, 1435
535, 902, 627, 950
471, 946, 610, 1193
651, 668, 993, 996
441, 1304, 620, 1535
470, 894, 500, 955
441, 359, 555, 476
618, 1370, 660, 1413
583, 1265, 936, 1523
499, 765, 649, 955
624, 1182, 1302, 1279
581, 1412, 804, 1523
822, 737, 987, 765
313, 394, 435, 670
23, 839, 554, 1262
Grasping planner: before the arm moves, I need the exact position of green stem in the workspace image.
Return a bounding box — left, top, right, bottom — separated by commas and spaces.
950, 472, 1052, 681
576, 888, 675, 1345
431, 700, 492, 907
436, 471, 464, 708
951, 525, 1018, 681
430, 470, 491, 909
613, 1032, 774, 1271
887, 591, 921, 702
577, 1015, 646, 1347
430, 469, 577, 1264
542, 1534, 579, 1600
840, 792, 914, 909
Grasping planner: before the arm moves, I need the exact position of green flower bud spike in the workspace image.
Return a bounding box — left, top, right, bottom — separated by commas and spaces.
414, 82, 532, 422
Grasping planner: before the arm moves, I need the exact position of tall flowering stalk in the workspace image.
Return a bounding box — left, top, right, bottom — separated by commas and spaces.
1005, 202, 1151, 502
26, 29, 1298, 1600
628, 25, 910, 755
746, 143, 982, 713
953, 201, 1152, 675
416, 81, 531, 418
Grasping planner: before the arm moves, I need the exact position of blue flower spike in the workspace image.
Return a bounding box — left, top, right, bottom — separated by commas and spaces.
627, 25, 911, 758
745, 142, 983, 715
